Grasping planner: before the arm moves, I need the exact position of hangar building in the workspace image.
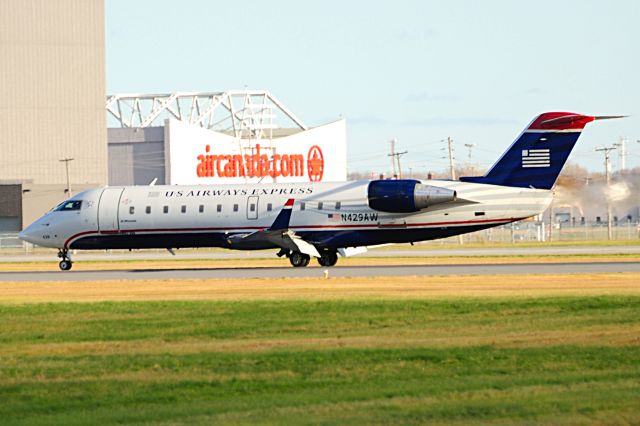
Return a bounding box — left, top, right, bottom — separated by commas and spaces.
106, 91, 346, 187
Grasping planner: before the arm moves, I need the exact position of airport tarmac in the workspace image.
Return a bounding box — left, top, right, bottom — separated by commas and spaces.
1, 262, 639, 282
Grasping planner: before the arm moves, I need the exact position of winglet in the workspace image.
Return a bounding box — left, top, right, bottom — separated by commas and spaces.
269, 199, 295, 231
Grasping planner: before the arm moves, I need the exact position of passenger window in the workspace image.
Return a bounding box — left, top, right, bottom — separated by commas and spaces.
318, 202, 323, 210
267, 203, 272, 212
163, 206, 169, 214
335, 201, 341, 210
145, 206, 151, 214
181, 205, 186, 213
233, 204, 239, 212
129, 206, 135, 215
300, 202, 305, 211
199, 205, 204, 213
217, 204, 222, 213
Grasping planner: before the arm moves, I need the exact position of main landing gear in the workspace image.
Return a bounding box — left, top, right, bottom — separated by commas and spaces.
278, 249, 338, 268
57, 249, 72, 271
317, 251, 338, 267
289, 251, 311, 267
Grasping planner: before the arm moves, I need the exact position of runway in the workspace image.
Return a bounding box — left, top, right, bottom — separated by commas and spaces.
1, 261, 639, 282
2, 245, 640, 262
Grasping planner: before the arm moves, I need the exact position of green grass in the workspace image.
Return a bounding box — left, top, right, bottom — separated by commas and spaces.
1, 298, 639, 425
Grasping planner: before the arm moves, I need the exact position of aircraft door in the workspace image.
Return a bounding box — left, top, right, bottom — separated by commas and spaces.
247, 196, 259, 220
98, 188, 124, 231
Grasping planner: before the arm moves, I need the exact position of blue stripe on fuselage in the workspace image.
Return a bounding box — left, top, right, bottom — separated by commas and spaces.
69, 223, 506, 251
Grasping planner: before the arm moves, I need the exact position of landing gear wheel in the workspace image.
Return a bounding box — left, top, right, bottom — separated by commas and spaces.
289, 252, 310, 267
317, 251, 338, 267
57, 249, 72, 271
59, 260, 72, 271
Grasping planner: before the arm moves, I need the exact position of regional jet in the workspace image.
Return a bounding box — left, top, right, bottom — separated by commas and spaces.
19, 112, 620, 270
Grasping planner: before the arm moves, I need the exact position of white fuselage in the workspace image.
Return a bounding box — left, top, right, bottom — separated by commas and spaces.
20, 179, 551, 251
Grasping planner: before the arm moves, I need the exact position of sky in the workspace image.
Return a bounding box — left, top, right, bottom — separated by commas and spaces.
106, 0, 640, 175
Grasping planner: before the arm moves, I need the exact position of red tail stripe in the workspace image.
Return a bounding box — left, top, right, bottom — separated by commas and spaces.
528, 112, 595, 131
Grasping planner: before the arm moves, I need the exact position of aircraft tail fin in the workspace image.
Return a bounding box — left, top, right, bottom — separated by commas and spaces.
460, 112, 624, 189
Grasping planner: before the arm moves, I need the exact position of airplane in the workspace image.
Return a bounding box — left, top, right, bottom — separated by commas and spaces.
19, 112, 621, 271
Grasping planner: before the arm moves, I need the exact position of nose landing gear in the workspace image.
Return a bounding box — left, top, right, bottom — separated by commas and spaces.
57, 249, 72, 271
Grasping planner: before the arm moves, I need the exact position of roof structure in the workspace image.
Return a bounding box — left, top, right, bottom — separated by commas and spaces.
106, 90, 307, 139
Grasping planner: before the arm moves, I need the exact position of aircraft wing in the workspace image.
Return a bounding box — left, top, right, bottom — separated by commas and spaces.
226, 199, 321, 258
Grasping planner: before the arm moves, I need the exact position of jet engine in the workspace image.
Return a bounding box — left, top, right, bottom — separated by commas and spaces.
367, 180, 457, 213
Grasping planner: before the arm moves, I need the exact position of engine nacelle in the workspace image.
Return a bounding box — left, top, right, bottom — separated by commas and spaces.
367, 180, 457, 213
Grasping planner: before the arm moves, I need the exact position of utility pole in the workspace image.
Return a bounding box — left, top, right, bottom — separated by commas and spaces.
446, 137, 456, 180
596, 146, 616, 240
464, 143, 475, 161
59, 157, 74, 197
613, 137, 626, 172
389, 139, 397, 178
388, 150, 408, 178
444, 137, 463, 244
388, 139, 408, 179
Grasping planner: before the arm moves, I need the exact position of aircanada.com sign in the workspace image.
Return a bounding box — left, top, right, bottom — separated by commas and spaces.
166, 118, 347, 184
196, 143, 325, 182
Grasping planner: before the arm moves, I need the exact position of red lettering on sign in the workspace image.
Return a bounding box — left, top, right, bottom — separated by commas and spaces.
195, 143, 317, 179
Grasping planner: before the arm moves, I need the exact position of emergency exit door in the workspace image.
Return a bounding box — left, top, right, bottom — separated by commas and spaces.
246, 196, 259, 220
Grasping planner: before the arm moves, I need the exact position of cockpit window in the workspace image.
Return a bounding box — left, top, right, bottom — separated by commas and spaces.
54, 200, 82, 211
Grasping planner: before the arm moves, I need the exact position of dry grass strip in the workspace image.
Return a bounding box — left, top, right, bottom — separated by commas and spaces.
0, 273, 638, 304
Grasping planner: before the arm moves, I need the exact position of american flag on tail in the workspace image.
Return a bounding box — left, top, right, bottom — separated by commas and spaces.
522, 149, 550, 168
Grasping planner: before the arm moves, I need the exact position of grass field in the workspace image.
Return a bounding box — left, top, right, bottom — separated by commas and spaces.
1, 273, 639, 424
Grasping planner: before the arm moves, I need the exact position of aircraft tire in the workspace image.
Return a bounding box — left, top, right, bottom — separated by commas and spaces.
317, 251, 338, 267
289, 252, 309, 267
59, 260, 72, 271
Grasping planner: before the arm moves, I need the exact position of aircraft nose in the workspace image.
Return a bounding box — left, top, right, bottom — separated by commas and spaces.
18, 224, 40, 245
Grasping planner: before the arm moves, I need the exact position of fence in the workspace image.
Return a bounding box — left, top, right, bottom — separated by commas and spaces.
435, 221, 640, 244
0, 233, 24, 249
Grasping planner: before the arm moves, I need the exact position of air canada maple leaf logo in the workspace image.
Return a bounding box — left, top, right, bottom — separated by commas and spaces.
307, 145, 324, 182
